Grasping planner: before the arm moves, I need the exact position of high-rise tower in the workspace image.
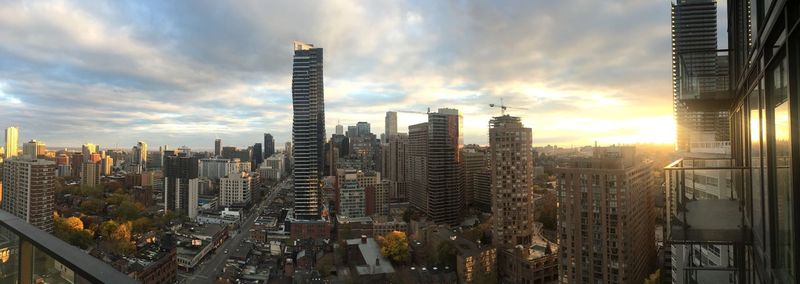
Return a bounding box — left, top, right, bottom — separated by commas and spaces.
264, 133, 275, 158
385, 111, 398, 141
291, 41, 325, 220
489, 115, 534, 247
407, 108, 463, 225
4, 126, 18, 159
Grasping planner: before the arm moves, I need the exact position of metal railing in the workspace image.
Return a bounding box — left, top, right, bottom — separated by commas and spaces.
0, 210, 136, 284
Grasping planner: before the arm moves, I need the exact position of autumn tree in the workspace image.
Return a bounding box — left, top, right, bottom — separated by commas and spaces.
377, 231, 410, 264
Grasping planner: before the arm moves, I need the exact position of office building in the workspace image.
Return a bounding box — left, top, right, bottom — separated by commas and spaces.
291, 41, 325, 220
462, 145, 488, 210
198, 157, 231, 181
101, 155, 113, 176
252, 142, 263, 170
407, 122, 428, 215
219, 172, 252, 207
346, 126, 357, 138
335, 122, 344, 135
214, 139, 222, 157
164, 152, 199, 219
356, 122, 370, 137
489, 115, 535, 247
264, 133, 275, 158
662, 1, 800, 283
381, 133, 407, 200
2, 157, 56, 232
385, 111, 397, 141
407, 108, 463, 225
132, 141, 147, 173
556, 147, 655, 284
4, 126, 18, 159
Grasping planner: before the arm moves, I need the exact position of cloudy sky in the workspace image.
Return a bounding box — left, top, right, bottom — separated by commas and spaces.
0, 0, 675, 149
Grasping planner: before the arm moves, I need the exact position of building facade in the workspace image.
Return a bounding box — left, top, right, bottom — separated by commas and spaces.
490, 115, 535, 248
291, 41, 325, 220
1, 157, 56, 232
219, 172, 252, 207
164, 153, 199, 219
556, 147, 655, 284
4, 126, 18, 159
264, 133, 275, 158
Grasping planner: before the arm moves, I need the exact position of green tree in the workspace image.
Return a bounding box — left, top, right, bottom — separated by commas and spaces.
377, 231, 410, 264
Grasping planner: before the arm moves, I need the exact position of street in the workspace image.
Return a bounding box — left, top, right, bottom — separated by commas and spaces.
180, 178, 290, 283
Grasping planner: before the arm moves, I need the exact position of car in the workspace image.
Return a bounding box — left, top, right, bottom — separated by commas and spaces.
223, 249, 228, 254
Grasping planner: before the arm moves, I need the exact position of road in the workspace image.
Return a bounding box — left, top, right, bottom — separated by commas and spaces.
181, 178, 290, 284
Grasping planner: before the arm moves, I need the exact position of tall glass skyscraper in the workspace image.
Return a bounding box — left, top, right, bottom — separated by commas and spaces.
291, 41, 325, 220
264, 133, 275, 158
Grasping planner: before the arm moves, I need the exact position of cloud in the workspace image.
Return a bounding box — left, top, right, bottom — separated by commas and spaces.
0, 0, 674, 149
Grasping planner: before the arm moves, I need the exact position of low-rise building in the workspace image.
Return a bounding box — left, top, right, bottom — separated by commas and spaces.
345, 236, 396, 281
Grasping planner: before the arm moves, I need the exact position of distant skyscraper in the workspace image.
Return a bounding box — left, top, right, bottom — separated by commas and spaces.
335, 122, 344, 135
385, 111, 397, 141
22, 139, 43, 159
489, 115, 534, 247
82, 143, 98, 162
4, 126, 18, 159
346, 126, 357, 138
463, 145, 489, 212
556, 147, 655, 284
81, 161, 101, 187
356, 122, 370, 137
2, 157, 56, 232
252, 142, 263, 170
291, 41, 325, 220
671, 0, 729, 152
214, 139, 222, 157
407, 122, 428, 216
132, 141, 147, 173
164, 152, 199, 219
407, 108, 463, 225
382, 133, 407, 199
264, 133, 275, 158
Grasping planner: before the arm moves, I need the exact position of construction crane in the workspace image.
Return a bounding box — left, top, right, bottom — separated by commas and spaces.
489, 98, 528, 115
392, 108, 431, 115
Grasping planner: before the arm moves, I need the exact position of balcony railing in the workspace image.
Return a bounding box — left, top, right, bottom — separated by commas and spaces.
0, 210, 136, 284
664, 158, 749, 244
675, 49, 732, 111
665, 158, 750, 283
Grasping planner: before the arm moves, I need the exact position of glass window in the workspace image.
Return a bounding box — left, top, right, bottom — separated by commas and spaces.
749, 85, 765, 251
770, 56, 793, 280
31, 245, 76, 284
0, 226, 19, 284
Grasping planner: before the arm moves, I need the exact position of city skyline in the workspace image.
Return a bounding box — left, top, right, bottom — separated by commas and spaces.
0, 1, 675, 148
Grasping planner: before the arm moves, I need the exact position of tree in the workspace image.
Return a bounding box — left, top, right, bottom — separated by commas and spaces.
377, 231, 410, 264
435, 241, 457, 267
63, 217, 84, 231
79, 198, 105, 215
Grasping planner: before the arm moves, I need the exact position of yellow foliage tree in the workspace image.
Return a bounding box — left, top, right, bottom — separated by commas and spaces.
63, 217, 84, 231
377, 231, 410, 264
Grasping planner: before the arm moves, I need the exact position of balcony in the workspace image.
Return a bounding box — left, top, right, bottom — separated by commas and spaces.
675, 49, 732, 112
665, 158, 749, 283
0, 210, 136, 284
664, 158, 749, 244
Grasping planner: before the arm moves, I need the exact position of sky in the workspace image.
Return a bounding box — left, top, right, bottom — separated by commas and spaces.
0, 0, 676, 150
